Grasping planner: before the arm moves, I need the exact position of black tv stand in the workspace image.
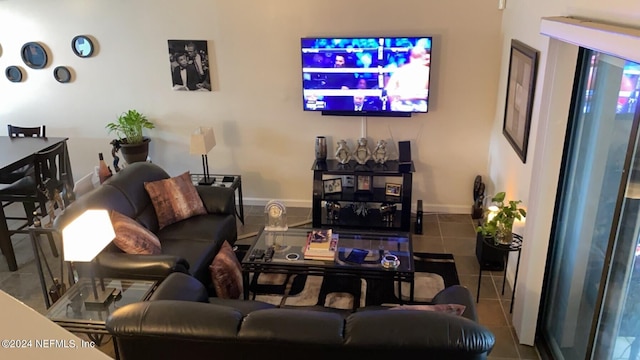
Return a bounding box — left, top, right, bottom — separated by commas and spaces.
321, 110, 412, 117
311, 159, 414, 231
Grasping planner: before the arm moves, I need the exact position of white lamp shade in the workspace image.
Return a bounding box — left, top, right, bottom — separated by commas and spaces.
190, 127, 216, 155
62, 209, 115, 262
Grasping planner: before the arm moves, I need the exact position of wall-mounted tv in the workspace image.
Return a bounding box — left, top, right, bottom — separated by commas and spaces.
301, 36, 432, 117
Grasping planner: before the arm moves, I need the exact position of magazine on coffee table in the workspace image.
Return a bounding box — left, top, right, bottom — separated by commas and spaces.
304, 229, 338, 260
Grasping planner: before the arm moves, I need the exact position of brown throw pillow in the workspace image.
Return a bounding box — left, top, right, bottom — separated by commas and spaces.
388, 303, 466, 316
110, 210, 162, 255
210, 241, 243, 299
144, 171, 207, 229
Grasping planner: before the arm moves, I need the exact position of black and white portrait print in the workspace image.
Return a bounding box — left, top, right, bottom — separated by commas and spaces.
168, 39, 211, 91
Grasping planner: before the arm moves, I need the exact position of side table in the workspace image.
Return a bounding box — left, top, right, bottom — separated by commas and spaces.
476, 234, 523, 313
28, 208, 76, 309
191, 173, 244, 224
46, 278, 157, 346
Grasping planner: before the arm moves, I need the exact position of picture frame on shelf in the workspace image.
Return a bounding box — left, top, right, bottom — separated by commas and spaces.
356, 175, 372, 193
323, 178, 342, 194
385, 183, 402, 197
342, 175, 354, 188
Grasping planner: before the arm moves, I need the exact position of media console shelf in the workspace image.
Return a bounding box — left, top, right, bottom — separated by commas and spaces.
312, 159, 414, 231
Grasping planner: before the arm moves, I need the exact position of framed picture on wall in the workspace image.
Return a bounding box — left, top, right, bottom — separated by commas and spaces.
168, 39, 212, 92
503, 39, 539, 163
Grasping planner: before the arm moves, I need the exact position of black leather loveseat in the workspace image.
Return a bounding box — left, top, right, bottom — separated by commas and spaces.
106, 272, 495, 360
53, 162, 237, 285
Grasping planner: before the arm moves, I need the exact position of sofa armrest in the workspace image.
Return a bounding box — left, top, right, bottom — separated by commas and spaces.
149, 272, 209, 302
197, 186, 235, 215
431, 285, 478, 322
96, 252, 190, 281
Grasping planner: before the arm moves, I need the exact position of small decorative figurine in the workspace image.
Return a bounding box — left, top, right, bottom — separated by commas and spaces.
372, 139, 389, 164
32, 211, 41, 228
325, 201, 341, 221
353, 137, 371, 165
335, 139, 352, 164
110, 139, 122, 172
352, 202, 369, 217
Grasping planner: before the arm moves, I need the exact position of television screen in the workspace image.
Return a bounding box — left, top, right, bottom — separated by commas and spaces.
301, 36, 432, 116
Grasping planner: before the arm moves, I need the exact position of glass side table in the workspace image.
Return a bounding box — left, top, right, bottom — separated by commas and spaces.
46, 278, 157, 345
476, 233, 523, 313
191, 173, 244, 224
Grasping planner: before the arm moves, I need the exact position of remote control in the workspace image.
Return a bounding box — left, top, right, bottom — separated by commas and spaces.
250, 248, 265, 261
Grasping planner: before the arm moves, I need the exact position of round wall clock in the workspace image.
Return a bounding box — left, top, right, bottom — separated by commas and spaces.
5, 66, 23, 82
72, 35, 94, 58
21, 42, 48, 69
53, 66, 71, 83
264, 200, 288, 231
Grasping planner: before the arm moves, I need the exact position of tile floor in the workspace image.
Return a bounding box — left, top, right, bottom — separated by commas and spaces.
0, 204, 540, 359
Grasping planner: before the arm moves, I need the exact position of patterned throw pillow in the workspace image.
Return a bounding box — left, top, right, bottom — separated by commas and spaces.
210, 241, 243, 299
144, 171, 207, 229
388, 303, 466, 316
110, 210, 162, 255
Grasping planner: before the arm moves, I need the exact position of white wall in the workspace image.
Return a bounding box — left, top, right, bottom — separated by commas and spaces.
491, 0, 640, 346
0, 0, 502, 211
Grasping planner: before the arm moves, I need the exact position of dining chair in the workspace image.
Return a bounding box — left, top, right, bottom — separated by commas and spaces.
0, 125, 47, 184
8, 125, 46, 138
0, 142, 71, 269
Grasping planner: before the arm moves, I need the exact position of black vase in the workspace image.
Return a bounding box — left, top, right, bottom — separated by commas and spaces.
315, 136, 327, 161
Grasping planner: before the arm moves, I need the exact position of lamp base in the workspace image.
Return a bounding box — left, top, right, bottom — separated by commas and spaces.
84, 287, 118, 308
198, 177, 216, 186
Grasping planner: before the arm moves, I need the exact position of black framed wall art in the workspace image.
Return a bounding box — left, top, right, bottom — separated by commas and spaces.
72, 35, 94, 58
5, 66, 23, 82
21, 42, 48, 69
503, 39, 539, 163
168, 39, 211, 91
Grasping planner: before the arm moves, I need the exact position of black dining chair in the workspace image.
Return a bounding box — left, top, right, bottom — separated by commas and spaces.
0, 125, 46, 185
0, 142, 71, 270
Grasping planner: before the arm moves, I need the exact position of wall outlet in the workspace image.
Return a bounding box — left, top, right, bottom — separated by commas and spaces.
498, 0, 506, 10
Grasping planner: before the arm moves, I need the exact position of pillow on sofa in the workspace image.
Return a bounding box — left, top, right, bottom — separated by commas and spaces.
388, 304, 466, 316
144, 171, 207, 229
110, 210, 162, 255
210, 241, 243, 299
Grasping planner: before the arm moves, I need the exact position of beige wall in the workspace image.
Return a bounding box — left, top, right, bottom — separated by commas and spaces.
0, 0, 502, 211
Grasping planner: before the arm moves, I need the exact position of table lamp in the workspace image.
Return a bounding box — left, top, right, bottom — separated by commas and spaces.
190, 127, 216, 185
62, 209, 117, 307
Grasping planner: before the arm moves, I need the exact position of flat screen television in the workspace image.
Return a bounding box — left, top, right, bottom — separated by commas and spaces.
301, 36, 432, 117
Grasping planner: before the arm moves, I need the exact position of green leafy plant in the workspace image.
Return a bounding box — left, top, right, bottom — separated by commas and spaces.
106, 110, 155, 145
477, 192, 526, 239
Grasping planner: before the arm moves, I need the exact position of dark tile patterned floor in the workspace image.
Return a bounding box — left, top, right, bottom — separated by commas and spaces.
0, 204, 539, 359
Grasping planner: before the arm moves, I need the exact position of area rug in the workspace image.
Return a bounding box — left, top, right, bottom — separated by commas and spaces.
237, 246, 460, 310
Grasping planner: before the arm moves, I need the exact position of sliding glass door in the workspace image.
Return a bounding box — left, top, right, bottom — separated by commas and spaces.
539, 49, 640, 359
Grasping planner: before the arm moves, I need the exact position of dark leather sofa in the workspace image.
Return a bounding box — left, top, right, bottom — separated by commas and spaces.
53, 162, 237, 285
106, 272, 495, 360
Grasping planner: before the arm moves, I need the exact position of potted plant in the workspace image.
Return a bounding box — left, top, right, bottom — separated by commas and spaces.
106, 110, 155, 164
477, 192, 526, 245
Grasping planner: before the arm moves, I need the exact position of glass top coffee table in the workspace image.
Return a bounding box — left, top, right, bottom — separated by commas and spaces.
242, 227, 414, 305
46, 278, 157, 344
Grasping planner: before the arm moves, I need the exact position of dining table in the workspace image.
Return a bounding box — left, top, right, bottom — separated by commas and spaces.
0, 136, 71, 271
